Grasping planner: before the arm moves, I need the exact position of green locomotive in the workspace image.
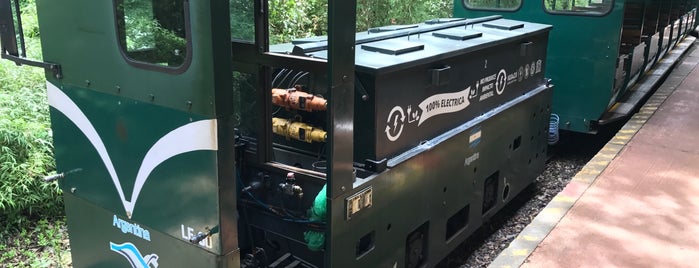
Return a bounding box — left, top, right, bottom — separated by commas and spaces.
1, 0, 555, 267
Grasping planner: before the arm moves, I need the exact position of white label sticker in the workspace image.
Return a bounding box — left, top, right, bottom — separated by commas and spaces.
418, 87, 471, 126
181, 225, 213, 249
469, 130, 481, 144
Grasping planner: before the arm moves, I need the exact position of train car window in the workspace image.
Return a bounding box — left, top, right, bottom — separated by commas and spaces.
233, 71, 258, 138
544, 0, 613, 16
464, 0, 522, 11
230, 0, 254, 41
114, 0, 189, 69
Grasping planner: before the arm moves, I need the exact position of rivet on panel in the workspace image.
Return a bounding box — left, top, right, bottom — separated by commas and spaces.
85, 80, 91, 86
116, 86, 121, 93
70, 187, 77, 193
341, 186, 346, 192
149, 94, 155, 101
187, 101, 193, 110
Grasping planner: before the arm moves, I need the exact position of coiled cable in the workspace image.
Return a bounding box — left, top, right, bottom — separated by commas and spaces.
548, 113, 560, 145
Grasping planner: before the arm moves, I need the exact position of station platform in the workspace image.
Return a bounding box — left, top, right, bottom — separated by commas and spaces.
489, 36, 699, 268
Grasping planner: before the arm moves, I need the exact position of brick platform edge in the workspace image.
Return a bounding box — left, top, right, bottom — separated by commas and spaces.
487, 36, 697, 268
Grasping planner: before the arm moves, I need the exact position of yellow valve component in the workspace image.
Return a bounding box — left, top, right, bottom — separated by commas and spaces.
272, 117, 327, 143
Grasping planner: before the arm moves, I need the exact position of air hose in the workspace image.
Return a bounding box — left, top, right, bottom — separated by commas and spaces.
304, 184, 327, 251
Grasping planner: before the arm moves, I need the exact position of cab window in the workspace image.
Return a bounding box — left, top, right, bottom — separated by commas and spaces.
230, 0, 255, 41
544, 0, 613, 16
115, 0, 189, 68
464, 0, 522, 11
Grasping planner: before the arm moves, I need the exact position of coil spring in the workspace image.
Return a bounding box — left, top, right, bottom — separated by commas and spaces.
548, 114, 560, 145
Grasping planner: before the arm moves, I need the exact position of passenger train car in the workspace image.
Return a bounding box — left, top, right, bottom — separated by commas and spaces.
458, 0, 698, 133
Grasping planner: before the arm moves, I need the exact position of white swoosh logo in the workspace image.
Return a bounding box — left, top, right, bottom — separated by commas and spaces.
110, 242, 159, 268
47, 82, 218, 218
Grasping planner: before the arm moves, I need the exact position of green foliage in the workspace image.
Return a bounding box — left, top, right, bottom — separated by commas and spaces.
1, 2, 75, 266
118, 0, 187, 66
122, 0, 159, 51
465, 0, 521, 9
268, 0, 328, 43
230, 0, 255, 41
357, 0, 453, 28
544, 0, 607, 11
0, 217, 71, 267
228, 0, 454, 44
0, 0, 61, 229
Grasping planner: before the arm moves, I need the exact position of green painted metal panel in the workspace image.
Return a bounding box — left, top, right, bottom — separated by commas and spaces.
455, 0, 625, 132
35, 0, 222, 116
63, 193, 233, 267
49, 83, 225, 254
35, 0, 238, 262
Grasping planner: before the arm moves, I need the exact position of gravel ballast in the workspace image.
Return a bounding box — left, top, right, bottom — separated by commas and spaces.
438, 123, 624, 268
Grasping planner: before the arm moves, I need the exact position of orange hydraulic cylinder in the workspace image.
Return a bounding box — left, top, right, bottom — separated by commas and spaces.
271, 87, 327, 112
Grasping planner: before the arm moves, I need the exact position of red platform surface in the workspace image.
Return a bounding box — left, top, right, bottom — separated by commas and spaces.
522, 52, 699, 267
